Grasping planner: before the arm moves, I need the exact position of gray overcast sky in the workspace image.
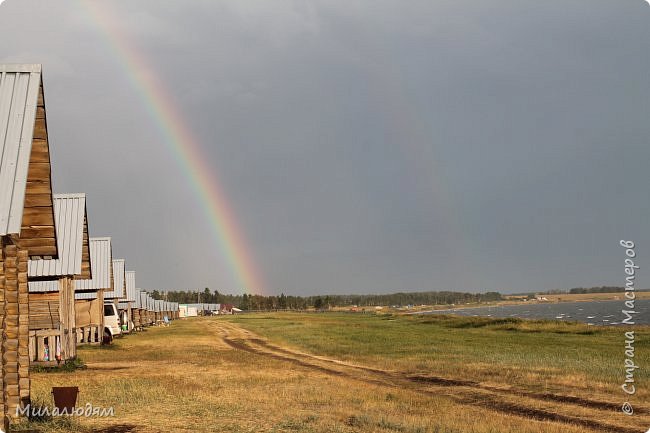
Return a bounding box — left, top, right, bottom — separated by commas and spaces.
1, 0, 648, 295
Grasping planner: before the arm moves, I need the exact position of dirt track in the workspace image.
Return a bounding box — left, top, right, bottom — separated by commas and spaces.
212, 321, 647, 433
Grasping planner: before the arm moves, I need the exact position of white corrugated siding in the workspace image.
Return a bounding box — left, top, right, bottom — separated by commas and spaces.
125, 271, 137, 304
139, 291, 147, 310
134, 288, 142, 309
139, 292, 154, 311
0, 64, 42, 236
75, 291, 97, 300
28, 280, 58, 293
104, 259, 125, 299
76, 237, 112, 291
29, 194, 86, 277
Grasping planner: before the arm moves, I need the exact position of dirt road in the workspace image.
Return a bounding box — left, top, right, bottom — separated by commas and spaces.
212, 321, 647, 433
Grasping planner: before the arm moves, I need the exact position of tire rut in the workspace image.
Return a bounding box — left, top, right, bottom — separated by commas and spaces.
214, 323, 640, 433
249, 333, 631, 414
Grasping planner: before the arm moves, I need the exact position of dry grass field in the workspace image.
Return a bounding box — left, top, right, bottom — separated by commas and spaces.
14, 314, 650, 433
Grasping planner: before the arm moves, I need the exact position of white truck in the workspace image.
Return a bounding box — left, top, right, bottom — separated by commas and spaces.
104, 303, 122, 342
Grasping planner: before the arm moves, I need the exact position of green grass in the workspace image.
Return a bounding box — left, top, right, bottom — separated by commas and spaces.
30, 357, 87, 373
224, 312, 650, 396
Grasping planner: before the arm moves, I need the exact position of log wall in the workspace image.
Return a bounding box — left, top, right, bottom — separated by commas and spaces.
1, 239, 29, 424
0, 239, 6, 430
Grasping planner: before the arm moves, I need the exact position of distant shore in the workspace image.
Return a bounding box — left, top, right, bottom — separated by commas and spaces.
387, 291, 650, 314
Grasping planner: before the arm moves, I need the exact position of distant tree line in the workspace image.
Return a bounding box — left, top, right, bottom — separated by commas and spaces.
150, 289, 503, 311
568, 286, 625, 294
537, 286, 649, 295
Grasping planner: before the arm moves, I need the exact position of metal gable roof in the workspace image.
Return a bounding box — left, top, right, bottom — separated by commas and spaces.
134, 288, 142, 308
75, 237, 112, 291
104, 259, 125, 299
28, 193, 86, 277
0, 64, 42, 236
125, 270, 137, 304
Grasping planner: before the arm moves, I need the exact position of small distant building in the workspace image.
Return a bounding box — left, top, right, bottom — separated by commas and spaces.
220, 303, 235, 314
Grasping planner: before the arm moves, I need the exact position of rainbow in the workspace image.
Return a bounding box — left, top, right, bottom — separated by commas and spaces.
79, 1, 264, 293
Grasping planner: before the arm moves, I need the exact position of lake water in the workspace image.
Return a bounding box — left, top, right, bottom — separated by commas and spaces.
417, 299, 649, 325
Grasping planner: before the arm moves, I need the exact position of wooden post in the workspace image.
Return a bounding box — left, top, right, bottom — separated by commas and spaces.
17, 247, 29, 408
98, 289, 104, 342
58, 277, 76, 361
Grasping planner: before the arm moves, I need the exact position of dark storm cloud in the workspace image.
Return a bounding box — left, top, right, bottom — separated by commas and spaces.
0, 0, 648, 294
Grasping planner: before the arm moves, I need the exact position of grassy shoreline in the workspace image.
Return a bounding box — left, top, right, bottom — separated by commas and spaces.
327, 291, 650, 314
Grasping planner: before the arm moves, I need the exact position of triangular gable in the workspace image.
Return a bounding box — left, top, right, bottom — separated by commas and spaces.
0, 64, 57, 258
134, 288, 142, 308
105, 258, 125, 299
78, 203, 91, 279
76, 237, 112, 292
28, 194, 89, 279
125, 270, 136, 303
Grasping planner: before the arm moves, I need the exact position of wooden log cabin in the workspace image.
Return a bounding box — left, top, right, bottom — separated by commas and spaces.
133, 288, 143, 329
139, 291, 150, 327
155, 300, 163, 323
0, 64, 59, 425
148, 296, 155, 324
104, 258, 126, 334
139, 292, 146, 326
141, 292, 149, 326
162, 301, 171, 320
117, 270, 136, 332
144, 293, 154, 325
152, 300, 158, 323
75, 237, 113, 345
28, 194, 91, 366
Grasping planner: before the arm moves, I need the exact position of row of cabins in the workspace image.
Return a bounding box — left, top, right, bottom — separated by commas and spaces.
0, 64, 179, 429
